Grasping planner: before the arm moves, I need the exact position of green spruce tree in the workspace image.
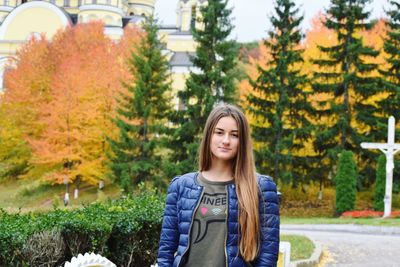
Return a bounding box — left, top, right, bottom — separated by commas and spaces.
374, 155, 385, 211
247, 0, 314, 183
166, 0, 238, 176
312, 0, 382, 184
381, 0, 400, 120
379, 0, 400, 211
107, 17, 172, 192
335, 150, 357, 215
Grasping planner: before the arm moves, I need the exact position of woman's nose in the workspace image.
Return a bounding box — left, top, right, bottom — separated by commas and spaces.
222, 134, 230, 144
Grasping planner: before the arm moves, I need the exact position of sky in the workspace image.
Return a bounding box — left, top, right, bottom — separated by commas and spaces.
154, 0, 392, 42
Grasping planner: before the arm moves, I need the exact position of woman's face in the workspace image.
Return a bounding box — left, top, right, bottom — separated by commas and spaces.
210, 116, 239, 162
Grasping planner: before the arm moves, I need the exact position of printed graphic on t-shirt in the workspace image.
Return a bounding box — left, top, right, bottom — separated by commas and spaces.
192, 192, 227, 244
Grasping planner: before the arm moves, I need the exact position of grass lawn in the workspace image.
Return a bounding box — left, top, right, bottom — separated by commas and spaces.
281, 217, 400, 227
280, 234, 314, 261
0, 178, 121, 213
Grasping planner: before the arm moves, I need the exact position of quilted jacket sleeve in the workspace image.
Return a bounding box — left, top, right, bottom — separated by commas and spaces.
157, 177, 180, 267
253, 175, 280, 267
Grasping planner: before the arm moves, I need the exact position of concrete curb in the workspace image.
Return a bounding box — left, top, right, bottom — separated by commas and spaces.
291, 241, 323, 267
281, 224, 400, 236
288, 237, 323, 267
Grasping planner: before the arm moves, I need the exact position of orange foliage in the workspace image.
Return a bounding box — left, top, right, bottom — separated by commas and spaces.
3, 22, 142, 184
239, 41, 272, 100
361, 19, 388, 75
3, 36, 53, 138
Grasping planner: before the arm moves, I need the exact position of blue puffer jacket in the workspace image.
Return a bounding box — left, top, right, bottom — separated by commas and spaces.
157, 172, 280, 267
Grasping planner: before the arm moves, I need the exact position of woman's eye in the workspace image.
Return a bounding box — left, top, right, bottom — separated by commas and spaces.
231, 134, 238, 138
215, 131, 223, 135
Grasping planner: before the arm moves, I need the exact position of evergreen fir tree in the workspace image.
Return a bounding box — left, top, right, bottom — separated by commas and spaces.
381, 0, 400, 120
247, 0, 313, 183
374, 155, 385, 211
379, 0, 400, 212
107, 17, 172, 192
312, 0, 382, 184
166, 0, 238, 176
335, 150, 357, 215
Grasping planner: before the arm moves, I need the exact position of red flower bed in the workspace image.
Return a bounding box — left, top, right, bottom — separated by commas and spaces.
341, 210, 400, 218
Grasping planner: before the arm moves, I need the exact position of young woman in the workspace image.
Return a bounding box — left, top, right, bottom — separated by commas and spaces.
157, 104, 280, 267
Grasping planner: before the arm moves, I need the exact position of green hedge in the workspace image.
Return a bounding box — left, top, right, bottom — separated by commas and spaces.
374, 155, 385, 211
0, 190, 165, 267
335, 150, 357, 215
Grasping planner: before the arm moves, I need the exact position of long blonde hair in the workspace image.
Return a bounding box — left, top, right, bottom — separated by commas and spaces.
199, 104, 260, 261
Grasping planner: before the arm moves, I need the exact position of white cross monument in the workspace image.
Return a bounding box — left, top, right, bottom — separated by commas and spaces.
361, 116, 400, 218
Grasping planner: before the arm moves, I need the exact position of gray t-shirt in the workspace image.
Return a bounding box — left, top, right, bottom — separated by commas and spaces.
185, 173, 233, 267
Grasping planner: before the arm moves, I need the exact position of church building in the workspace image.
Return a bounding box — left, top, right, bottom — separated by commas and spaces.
0, 0, 206, 107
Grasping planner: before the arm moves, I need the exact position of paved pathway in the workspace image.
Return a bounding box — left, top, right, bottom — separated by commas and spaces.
281, 224, 400, 267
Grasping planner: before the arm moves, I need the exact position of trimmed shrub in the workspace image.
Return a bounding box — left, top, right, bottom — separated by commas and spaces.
0, 210, 35, 265
61, 212, 112, 257
0, 190, 165, 267
374, 155, 385, 211
106, 190, 164, 266
334, 150, 357, 215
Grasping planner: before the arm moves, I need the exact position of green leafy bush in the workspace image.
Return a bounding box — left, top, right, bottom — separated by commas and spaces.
61, 212, 112, 257
106, 192, 163, 266
0, 209, 36, 265
0, 190, 165, 267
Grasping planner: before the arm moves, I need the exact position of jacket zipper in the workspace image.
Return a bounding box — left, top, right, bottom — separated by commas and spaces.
177, 185, 204, 267
224, 185, 230, 267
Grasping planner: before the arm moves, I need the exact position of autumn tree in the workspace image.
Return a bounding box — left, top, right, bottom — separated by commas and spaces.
107, 17, 172, 192
3, 36, 53, 141
2, 36, 53, 180
2, 22, 131, 186
246, 0, 313, 184
31, 22, 126, 185
166, 0, 238, 176
312, 0, 382, 184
